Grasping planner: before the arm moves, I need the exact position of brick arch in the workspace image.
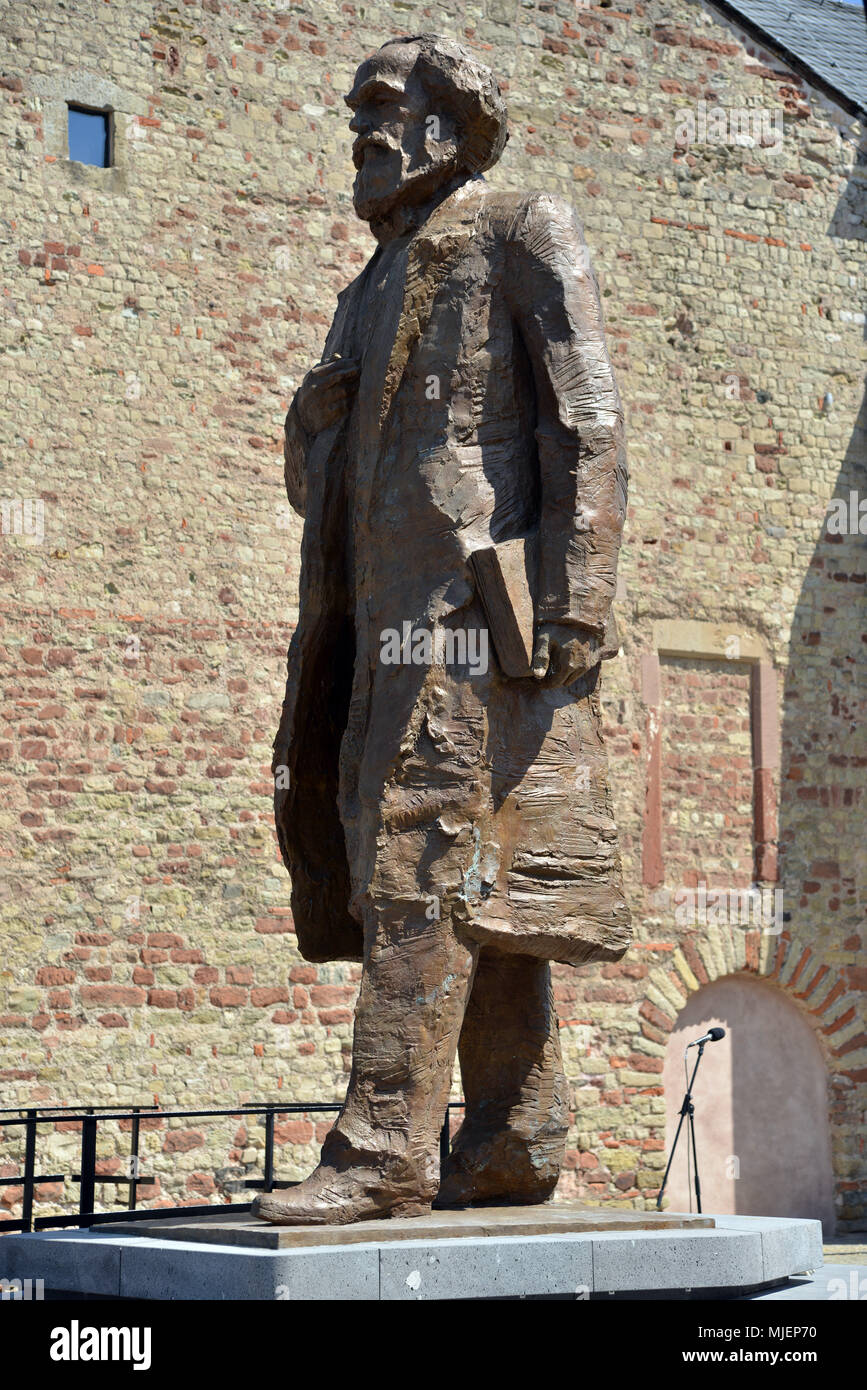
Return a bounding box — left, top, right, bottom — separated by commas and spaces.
641, 926, 863, 1075
638, 924, 865, 1228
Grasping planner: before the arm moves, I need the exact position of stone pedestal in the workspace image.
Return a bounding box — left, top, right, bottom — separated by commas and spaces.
0, 1205, 824, 1300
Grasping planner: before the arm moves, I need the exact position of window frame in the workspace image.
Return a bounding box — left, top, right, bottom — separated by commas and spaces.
66, 101, 114, 169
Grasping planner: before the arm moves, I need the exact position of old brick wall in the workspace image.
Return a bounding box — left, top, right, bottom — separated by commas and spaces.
658, 658, 755, 887
0, 0, 864, 1227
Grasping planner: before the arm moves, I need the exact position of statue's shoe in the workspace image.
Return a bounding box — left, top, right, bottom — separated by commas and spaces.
436, 1145, 559, 1209
251, 1166, 431, 1226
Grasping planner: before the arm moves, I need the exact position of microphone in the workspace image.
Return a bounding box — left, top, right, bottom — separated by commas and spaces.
687, 1027, 726, 1049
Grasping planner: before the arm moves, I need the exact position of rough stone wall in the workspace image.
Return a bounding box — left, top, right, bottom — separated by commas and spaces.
0, 0, 863, 1228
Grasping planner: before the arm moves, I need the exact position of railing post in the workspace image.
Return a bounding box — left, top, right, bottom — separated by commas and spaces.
22, 1108, 36, 1234
263, 1108, 275, 1193
79, 1114, 97, 1226
130, 1107, 141, 1210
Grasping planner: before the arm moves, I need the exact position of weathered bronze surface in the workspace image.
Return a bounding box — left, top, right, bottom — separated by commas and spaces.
256, 34, 630, 1226
113, 1207, 708, 1250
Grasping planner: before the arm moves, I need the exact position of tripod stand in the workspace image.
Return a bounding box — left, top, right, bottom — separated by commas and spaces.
656, 1041, 707, 1213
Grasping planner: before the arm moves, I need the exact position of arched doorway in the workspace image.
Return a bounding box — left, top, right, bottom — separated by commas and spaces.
661, 974, 836, 1235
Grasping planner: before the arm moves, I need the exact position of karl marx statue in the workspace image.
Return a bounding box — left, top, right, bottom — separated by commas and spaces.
254, 33, 630, 1225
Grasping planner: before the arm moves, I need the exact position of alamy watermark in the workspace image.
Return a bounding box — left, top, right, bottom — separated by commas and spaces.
379, 622, 489, 677
1, 1277, 45, 1300
0, 497, 44, 543
49, 1321, 152, 1370
671, 884, 784, 934
675, 101, 784, 151
826, 491, 866, 536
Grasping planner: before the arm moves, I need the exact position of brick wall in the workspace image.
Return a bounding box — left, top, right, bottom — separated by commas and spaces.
0, 0, 864, 1228
659, 657, 754, 887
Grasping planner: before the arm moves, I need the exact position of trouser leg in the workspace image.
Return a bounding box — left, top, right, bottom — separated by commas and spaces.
439, 951, 569, 1204
321, 892, 478, 1201
254, 831, 479, 1225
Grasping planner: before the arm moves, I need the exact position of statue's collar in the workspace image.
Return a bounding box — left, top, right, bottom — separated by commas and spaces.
368, 174, 485, 246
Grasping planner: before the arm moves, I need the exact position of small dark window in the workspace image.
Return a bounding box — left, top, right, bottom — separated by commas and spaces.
67, 105, 111, 167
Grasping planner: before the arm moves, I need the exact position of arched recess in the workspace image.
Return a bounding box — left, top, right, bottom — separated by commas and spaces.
640, 922, 865, 1235
661, 974, 835, 1235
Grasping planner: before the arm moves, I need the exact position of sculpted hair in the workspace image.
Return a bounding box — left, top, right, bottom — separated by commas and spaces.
381, 33, 509, 175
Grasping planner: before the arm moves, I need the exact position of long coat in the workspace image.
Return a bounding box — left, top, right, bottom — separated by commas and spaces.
274, 180, 631, 966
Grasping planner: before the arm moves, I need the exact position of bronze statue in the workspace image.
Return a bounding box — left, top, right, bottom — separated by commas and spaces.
253, 33, 630, 1226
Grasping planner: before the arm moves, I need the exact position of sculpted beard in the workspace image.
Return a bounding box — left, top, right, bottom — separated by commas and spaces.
352, 130, 459, 225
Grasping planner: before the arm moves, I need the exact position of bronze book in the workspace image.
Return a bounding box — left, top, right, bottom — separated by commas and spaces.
469, 535, 536, 678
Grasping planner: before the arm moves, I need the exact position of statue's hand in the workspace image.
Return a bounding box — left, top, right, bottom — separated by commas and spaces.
294, 356, 360, 436
531, 621, 601, 686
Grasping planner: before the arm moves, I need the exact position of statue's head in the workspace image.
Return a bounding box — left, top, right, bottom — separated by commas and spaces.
345, 34, 508, 229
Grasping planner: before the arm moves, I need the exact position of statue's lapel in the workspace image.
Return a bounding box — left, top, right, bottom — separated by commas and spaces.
378, 186, 481, 430
328, 268, 367, 359
303, 272, 370, 535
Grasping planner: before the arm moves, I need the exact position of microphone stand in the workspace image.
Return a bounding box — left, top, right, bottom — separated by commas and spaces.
656, 1040, 706, 1213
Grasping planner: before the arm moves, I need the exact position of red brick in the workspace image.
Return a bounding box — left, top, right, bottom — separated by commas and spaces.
317, 1008, 352, 1025
250, 986, 289, 1007
80, 985, 145, 1007
36, 966, 74, 986
309, 985, 354, 1007
255, 915, 293, 934
274, 1118, 314, 1145
289, 965, 317, 983
163, 1129, 205, 1154
209, 986, 247, 1007
226, 965, 253, 985
148, 989, 178, 1008
186, 1172, 217, 1195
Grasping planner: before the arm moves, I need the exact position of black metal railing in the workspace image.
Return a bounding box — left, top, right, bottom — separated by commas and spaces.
0, 1100, 465, 1233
